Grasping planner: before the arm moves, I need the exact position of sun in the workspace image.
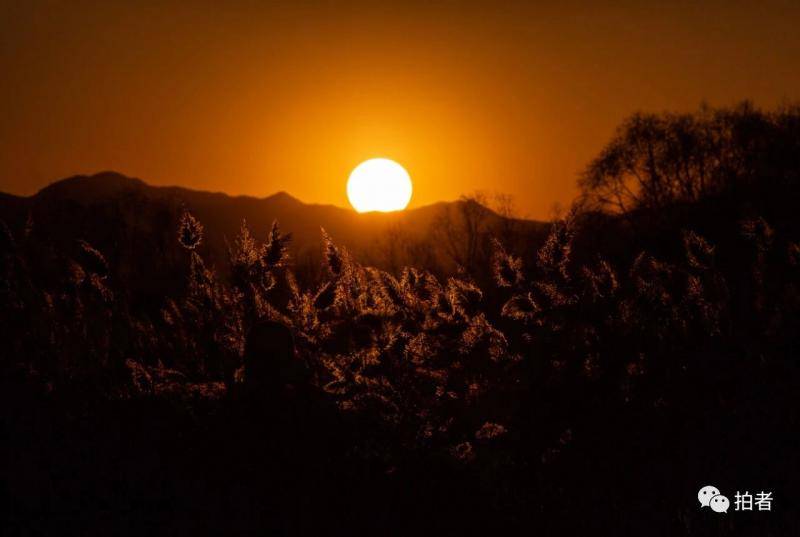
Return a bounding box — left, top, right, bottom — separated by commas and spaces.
347, 158, 412, 213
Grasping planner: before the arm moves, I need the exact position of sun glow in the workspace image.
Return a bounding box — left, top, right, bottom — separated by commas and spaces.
347, 158, 412, 213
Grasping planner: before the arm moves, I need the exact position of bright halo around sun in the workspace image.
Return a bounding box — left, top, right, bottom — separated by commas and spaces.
347, 158, 412, 213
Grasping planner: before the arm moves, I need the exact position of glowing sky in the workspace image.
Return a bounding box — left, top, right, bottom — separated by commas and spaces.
1, 1, 799, 217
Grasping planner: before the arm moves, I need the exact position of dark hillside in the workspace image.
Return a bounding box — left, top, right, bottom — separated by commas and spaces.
0, 172, 547, 306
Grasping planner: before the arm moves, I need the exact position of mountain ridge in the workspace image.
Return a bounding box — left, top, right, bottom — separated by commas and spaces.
2, 171, 545, 238
22, 171, 491, 216
0, 172, 548, 303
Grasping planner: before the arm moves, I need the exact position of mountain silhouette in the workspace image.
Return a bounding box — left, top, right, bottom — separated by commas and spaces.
0, 172, 546, 304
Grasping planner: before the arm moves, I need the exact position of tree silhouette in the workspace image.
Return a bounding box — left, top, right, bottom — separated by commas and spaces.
580, 102, 800, 212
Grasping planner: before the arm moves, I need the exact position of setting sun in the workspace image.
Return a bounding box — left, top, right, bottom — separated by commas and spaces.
347, 158, 412, 213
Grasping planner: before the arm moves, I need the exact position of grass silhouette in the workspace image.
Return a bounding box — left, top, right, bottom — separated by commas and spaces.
2, 103, 799, 536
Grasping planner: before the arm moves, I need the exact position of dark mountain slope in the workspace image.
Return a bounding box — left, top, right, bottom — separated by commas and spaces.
0, 172, 547, 304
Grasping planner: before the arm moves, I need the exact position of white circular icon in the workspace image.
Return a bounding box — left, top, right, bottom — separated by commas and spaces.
710, 494, 730, 513
698, 485, 720, 507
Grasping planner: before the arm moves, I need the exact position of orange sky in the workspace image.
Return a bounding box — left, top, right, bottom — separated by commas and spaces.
1, 1, 800, 218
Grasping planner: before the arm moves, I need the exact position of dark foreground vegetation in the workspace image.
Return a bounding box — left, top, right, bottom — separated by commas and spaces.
2, 103, 800, 536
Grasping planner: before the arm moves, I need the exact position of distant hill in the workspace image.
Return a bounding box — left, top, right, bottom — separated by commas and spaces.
0, 172, 547, 304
